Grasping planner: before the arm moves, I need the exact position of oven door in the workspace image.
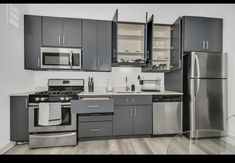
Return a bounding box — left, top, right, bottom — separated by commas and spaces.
28, 103, 76, 133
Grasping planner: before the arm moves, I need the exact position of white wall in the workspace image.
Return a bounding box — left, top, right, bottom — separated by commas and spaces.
0, 4, 34, 149
26, 4, 235, 136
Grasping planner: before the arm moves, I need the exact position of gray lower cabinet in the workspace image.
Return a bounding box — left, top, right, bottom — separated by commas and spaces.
10, 96, 29, 142
132, 106, 152, 135
113, 106, 133, 136
82, 19, 112, 71
78, 114, 113, 138
113, 105, 152, 136
24, 15, 42, 70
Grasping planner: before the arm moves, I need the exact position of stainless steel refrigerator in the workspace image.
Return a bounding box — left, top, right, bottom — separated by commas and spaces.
183, 52, 227, 138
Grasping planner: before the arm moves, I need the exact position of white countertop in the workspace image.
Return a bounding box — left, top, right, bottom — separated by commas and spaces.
10, 87, 183, 96
79, 90, 183, 96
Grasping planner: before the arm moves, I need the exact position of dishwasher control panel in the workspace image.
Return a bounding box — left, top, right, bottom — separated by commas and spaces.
152, 95, 182, 102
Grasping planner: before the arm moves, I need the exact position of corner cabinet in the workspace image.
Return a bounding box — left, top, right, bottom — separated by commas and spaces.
182, 16, 223, 53
10, 96, 29, 142
82, 19, 112, 71
42, 16, 82, 48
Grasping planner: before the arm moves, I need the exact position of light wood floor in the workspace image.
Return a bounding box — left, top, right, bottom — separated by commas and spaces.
5, 136, 235, 154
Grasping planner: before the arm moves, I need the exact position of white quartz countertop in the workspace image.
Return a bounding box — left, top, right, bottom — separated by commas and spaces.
10, 87, 183, 96
78, 90, 183, 96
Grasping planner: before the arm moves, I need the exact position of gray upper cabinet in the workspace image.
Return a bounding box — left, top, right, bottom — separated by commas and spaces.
82, 19, 97, 71
42, 16, 82, 48
62, 18, 82, 47
24, 15, 42, 70
10, 96, 29, 142
97, 21, 112, 71
82, 19, 112, 71
42, 17, 62, 47
171, 17, 182, 70
182, 16, 223, 53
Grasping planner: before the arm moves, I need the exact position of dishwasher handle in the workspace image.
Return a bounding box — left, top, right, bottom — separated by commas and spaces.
152, 95, 182, 102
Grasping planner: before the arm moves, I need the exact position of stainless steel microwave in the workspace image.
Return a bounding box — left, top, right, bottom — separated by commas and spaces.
41, 47, 81, 70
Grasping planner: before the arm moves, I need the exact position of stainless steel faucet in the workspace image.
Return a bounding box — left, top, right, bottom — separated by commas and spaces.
125, 76, 130, 91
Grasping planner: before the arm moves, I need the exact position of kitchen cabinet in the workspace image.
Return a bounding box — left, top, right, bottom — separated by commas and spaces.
82, 19, 112, 71
24, 15, 42, 70
42, 16, 82, 48
113, 95, 152, 136
112, 9, 153, 66
113, 106, 152, 136
182, 16, 223, 52
10, 96, 29, 142
78, 114, 113, 138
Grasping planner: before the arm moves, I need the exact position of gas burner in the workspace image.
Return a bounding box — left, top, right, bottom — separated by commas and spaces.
29, 79, 84, 103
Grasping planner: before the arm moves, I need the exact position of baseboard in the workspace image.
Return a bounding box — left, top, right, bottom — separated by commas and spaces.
0, 142, 16, 154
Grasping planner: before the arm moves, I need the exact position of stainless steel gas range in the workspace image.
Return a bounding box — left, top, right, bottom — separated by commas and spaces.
28, 79, 84, 148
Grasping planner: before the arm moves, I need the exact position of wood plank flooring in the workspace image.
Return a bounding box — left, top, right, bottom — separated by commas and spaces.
5, 136, 235, 154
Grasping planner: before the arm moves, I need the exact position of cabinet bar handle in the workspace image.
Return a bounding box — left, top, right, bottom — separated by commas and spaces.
134, 108, 136, 117
130, 108, 132, 117
132, 98, 135, 102
25, 98, 28, 109
37, 58, 40, 68
90, 128, 100, 132
63, 35, 65, 45
87, 105, 100, 109
97, 60, 99, 68
202, 41, 205, 49
59, 35, 61, 45
206, 41, 209, 49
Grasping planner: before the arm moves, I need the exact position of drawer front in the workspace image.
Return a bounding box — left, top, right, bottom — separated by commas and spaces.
71, 99, 114, 114
29, 132, 77, 148
78, 121, 112, 138
78, 114, 113, 122
113, 95, 152, 105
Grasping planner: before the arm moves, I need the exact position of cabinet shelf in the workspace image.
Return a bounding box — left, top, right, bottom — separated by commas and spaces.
153, 47, 171, 50
118, 51, 144, 55
153, 36, 170, 39
152, 59, 169, 61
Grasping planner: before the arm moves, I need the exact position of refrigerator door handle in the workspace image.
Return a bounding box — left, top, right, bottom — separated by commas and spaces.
195, 54, 200, 99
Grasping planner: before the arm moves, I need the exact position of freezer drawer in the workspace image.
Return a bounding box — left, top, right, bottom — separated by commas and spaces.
71, 98, 114, 114
153, 102, 182, 135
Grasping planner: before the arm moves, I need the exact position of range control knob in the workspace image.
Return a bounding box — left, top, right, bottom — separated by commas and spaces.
35, 97, 40, 102
40, 97, 45, 101
65, 97, 70, 100
60, 97, 65, 101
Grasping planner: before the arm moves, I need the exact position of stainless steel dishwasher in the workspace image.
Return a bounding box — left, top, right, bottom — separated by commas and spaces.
152, 95, 182, 135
